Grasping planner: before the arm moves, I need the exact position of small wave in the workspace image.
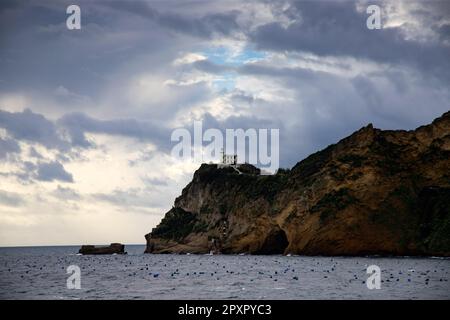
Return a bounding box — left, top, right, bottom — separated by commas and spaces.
430, 256, 450, 260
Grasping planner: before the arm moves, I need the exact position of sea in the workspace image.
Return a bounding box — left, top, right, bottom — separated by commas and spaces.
0, 245, 449, 299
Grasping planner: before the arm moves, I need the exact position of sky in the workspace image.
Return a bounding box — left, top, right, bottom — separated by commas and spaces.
0, 0, 449, 246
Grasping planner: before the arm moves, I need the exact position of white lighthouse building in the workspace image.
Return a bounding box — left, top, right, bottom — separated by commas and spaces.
217, 149, 238, 168
222, 153, 237, 165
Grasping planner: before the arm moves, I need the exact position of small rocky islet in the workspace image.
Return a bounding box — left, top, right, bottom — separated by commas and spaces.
78, 243, 126, 255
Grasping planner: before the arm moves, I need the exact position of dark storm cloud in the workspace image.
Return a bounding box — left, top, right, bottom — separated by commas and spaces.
0, 0, 179, 103
202, 112, 278, 131
0, 137, 21, 159
158, 10, 240, 38
0, 0, 20, 12
104, 0, 240, 38
438, 24, 450, 42
249, 1, 450, 82
0, 109, 173, 157
58, 112, 172, 151
2, 157, 74, 184
351, 76, 382, 112
36, 161, 73, 183
0, 109, 69, 151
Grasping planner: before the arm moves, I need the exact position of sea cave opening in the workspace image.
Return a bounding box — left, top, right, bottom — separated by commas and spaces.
255, 228, 289, 254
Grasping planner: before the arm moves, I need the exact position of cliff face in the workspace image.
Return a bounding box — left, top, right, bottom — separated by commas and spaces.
145, 111, 450, 256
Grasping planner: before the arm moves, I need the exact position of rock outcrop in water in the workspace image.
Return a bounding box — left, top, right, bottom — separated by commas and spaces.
79, 243, 126, 255
145, 112, 450, 256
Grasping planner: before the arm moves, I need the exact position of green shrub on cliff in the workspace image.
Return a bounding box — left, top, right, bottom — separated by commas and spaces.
152, 207, 197, 240
311, 188, 357, 224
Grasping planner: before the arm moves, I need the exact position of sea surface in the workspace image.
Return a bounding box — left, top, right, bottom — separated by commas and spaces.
0, 245, 449, 299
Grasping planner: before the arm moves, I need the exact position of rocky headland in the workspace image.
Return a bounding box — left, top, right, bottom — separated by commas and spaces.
145, 112, 450, 256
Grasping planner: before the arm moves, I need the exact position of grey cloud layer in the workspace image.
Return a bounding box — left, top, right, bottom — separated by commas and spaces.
36, 161, 73, 183
0, 109, 171, 150
0, 109, 69, 151
58, 112, 171, 150
250, 1, 450, 82
0, 190, 25, 207
1, 0, 449, 177
105, 0, 241, 38
0, 138, 20, 159
0, 109, 172, 183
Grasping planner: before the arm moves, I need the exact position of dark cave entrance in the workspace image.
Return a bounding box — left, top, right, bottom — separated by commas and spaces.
255, 228, 289, 254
